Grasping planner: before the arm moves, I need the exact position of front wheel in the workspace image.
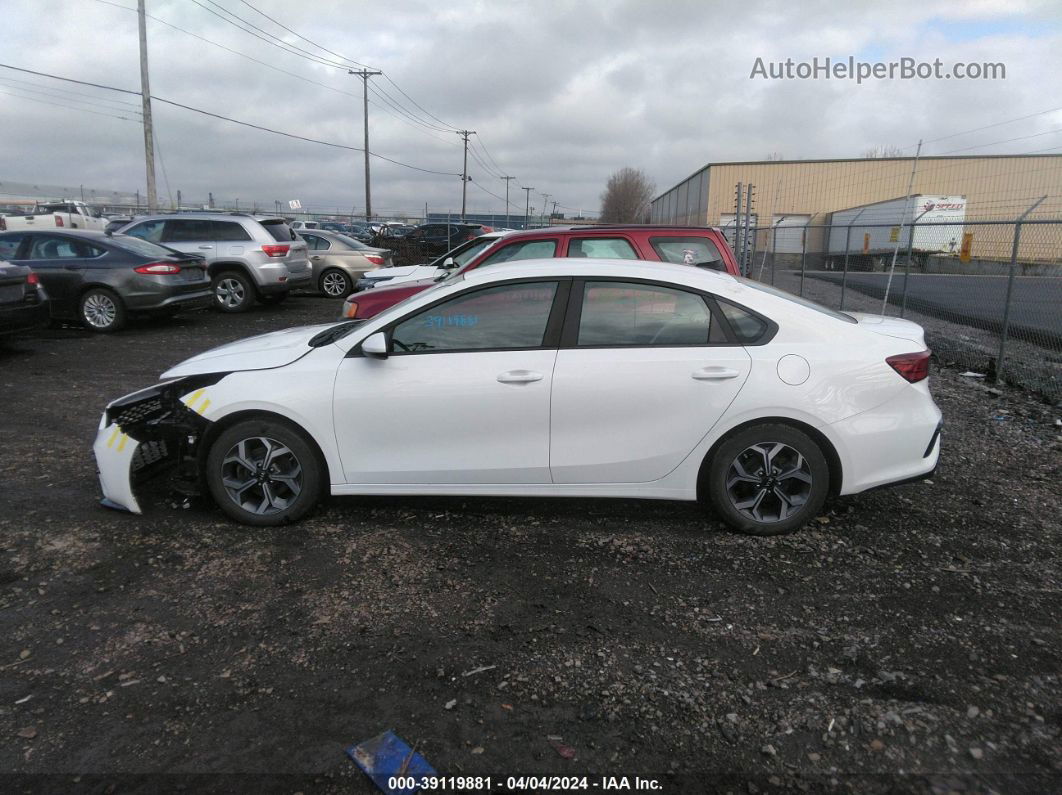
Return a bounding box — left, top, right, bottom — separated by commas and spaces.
206, 419, 323, 526
705, 423, 829, 536
79, 288, 127, 332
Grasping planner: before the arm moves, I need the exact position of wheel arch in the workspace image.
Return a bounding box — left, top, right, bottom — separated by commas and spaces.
696, 416, 843, 502
208, 261, 256, 282
199, 409, 332, 498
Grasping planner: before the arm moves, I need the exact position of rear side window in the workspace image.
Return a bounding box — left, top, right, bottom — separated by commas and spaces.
717, 299, 770, 343
568, 237, 638, 259
261, 220, 296, 242
111, 236, 181, 259
478, 239, 557, 267
336, 234, 369, 250
124, 219, 165, 242
28, 236, 105, 259
650, 237, 724, 270
164, 219, 212, 242
578, 282, 725, 346
211, 221, 252, 241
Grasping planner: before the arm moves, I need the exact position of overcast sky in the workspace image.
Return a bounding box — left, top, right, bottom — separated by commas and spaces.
0, 0, 1060, 217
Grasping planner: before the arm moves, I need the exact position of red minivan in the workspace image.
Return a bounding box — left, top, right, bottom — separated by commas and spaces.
341, 225, 739, 320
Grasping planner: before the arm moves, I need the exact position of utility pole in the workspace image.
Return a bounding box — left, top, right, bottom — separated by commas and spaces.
137, 0, 157, 212
540, 193, 551, 224
501, 176, 515, 228
522, 186, 534, 229
457, 130, 475, 221
349, 69, 382, 220
551, 200, 557, 219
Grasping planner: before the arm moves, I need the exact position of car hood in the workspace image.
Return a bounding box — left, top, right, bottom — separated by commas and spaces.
161, 323, 334, 378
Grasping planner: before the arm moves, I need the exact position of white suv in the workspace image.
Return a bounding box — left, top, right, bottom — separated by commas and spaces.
118, 213, 312, 312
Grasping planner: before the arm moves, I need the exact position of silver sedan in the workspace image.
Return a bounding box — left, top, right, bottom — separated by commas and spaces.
297, 230, 393, 298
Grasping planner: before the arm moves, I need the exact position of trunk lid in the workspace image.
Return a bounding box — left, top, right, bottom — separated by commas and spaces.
848, 312, 927, 347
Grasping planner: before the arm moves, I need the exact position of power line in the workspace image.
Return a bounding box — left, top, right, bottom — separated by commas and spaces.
235, 0, 372, 68
0, 89, 139, 122
0, 63, 463, 176
0, 73, 142, 108
0, 80, 141, 115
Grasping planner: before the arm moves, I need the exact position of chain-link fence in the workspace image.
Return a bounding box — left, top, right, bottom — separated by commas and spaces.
731, 215, 1062, 402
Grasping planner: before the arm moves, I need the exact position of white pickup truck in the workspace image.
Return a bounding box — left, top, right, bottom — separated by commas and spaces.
1, 200, 107, 231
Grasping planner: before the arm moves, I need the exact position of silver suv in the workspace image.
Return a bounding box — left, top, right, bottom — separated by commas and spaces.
116, 213, 312, 312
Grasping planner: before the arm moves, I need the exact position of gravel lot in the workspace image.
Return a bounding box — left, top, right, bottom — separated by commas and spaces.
1, 294, 1060, 793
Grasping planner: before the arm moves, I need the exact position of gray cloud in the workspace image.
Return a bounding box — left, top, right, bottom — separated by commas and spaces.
0, 0, 1059, 217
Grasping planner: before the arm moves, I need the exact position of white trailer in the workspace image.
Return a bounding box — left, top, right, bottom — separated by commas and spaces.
827, 195, 966, 256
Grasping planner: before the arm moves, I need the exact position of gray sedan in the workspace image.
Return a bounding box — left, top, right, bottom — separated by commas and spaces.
0, 230, 211, 332
297, 230, 392, 298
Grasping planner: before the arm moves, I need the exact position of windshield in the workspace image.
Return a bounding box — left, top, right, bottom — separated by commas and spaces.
432, 237, 505, 282
735, 276, 857, 323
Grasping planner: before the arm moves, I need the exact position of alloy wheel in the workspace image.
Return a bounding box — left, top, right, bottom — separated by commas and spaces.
725, 442, 813, 523
82, 293, 118, 329
321, 271, 349, 297
216, 277, 246, 309
220, 436, 303, 516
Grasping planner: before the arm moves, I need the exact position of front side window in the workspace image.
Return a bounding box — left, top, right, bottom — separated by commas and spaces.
478, 239, 557, 267
650, 237, 724, 270
124, 219, 165, 242
578, 281, 721, 346
391, 281, 558, 353
568, 237, 638, 259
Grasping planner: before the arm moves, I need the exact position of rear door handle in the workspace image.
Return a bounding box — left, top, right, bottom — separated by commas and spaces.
198, 245, 214, 250
692, 367, 741, 380
497, 370, 543, 384
311, 255, 322, 261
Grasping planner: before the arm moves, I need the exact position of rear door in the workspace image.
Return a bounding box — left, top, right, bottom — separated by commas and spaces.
16, 235, 106, 313
549, 279, 752, 483
162, 219, 215, 259
210, 220, 253, 258
563, 235, 640, 260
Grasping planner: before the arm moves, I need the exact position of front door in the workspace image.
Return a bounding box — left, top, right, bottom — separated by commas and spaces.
550, 279, 752, 483
333, 280, 566, 484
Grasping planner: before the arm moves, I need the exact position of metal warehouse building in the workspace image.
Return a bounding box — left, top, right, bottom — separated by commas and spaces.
650, 154, 1062, 260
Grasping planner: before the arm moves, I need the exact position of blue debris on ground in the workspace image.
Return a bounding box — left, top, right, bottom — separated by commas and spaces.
347, 730, 438, 794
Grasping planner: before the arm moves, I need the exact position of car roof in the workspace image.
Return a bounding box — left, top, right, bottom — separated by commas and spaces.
462, 257, 738, 289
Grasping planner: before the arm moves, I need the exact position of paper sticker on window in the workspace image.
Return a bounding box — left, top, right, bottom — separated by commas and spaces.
682, 249, 696, 265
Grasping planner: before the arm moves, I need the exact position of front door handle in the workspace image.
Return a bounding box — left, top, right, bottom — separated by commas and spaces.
692, 367, 741, 380
198, 245, 214, 250
311, 255, 322, 261
497, 370, 543, 384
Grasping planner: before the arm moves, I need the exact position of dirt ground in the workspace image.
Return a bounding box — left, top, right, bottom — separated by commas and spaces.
1, 293, 1060, 794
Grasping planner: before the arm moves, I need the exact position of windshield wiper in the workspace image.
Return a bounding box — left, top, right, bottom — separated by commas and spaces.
308, 320, 363, 347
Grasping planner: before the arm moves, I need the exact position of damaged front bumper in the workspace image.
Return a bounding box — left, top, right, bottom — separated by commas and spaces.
93, 373, 228, 513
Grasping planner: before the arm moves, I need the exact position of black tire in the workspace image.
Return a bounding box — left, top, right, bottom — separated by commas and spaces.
257, 292, 289, 305
205, 418, 323, 527
211, 270, 255, 313
705, 423, 829, 536
78, 287, 127, 332
318, 268, 353, 299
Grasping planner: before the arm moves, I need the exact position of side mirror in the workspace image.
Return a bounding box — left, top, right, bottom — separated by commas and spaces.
361, 331, 389, 359
442, 256, 456, 269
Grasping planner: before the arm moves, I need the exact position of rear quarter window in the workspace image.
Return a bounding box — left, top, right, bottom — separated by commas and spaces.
650, 237, 724, 270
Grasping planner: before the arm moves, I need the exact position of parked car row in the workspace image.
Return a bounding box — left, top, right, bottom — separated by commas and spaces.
0, 212, 398, 333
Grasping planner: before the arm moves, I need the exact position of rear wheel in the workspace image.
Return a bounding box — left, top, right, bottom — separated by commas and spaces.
705, 423, 829, 536
212, 270, 255, 313
319, 268, 353, 299
79, 288, 126, 332
206, 418, 322, 526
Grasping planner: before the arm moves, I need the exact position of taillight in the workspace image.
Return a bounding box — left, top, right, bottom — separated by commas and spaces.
886, 350, 931, 383
364, 254, 384, 265
261, 244, 290, 257
54, 215, 64, 227
343, 300, 359, 319
134, 262, 182, 274
26, 272, 39, 285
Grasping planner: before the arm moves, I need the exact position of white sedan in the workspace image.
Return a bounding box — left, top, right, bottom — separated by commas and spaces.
94, 259, 942, 535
